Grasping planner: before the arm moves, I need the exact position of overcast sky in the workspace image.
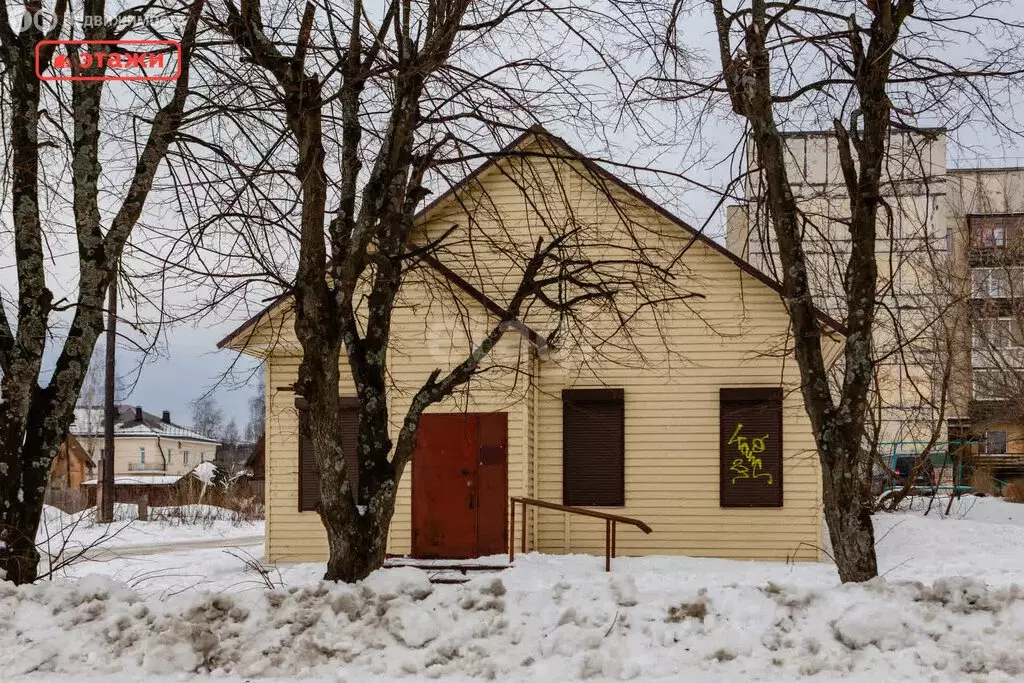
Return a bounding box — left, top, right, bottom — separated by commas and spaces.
4, 0, 1024, 435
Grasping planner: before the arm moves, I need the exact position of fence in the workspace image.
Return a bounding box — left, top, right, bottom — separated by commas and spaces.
44, 488, 91, 513
45, 477, 265, 517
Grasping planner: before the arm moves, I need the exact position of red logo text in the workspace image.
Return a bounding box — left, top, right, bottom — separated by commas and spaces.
36, 40, 181, 82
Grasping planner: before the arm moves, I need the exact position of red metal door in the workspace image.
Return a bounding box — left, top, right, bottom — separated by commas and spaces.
412, 414, 479, 558
411, 413, 507, 558
476, 413, 508, 556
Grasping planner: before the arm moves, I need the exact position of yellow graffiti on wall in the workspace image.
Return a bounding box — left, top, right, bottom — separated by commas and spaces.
728, 422, 773, 485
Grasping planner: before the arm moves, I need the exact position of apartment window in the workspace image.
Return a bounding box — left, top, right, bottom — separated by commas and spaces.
166, 448, 173, 464
980, 225, 1006, 248
992, 270, 1007, 298
200, 452, 205, 462
139, 447, 145, 466
970, 214, 1020, 248
974, 318, 1020, 350
973, 269, 988, 298
984, 430, 1008, 455
972, 268, 1014, 299
183, 450, 190, 465
562, 389, 625, 507
973, 369, 1002, 400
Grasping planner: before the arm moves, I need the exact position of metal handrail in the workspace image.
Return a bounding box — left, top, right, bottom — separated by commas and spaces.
509, 496, 652, 571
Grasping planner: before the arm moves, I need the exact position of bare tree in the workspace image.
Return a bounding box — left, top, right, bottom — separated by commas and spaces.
641, 0, 1024, 581
221, 418, 240, 447
0, 0, 205, 584
191, 394, 224, 439
172, 0, 696, 582
244, 391, 265, 443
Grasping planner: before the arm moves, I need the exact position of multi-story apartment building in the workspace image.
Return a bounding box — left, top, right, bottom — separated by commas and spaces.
727, 132, 1024, 480
71, 404, 221, 477
945, 168, 1024, 472
727, 131, 949, 448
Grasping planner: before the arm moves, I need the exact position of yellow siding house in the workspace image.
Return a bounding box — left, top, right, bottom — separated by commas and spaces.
219, 128, 844, 565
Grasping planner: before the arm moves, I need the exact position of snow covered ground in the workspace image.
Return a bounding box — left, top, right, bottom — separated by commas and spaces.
5, 496, 1024, 682
36, 503, 264, 556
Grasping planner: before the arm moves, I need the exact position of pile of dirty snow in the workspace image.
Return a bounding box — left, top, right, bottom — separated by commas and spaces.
8, 495, 1024, 682
4, 564, 1024, 682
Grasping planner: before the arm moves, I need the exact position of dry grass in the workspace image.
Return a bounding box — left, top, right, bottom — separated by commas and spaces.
148, 486, 265, 526
1003, 478, 1024, 503
970, 468, 999, 496
666, 599, 708, 623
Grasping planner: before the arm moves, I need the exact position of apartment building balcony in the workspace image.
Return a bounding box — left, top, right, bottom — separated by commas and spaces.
967, 397, 1013, 424
968, 249, 1024, 268
968, 213, 1024, 266
971, 453, 1024, 468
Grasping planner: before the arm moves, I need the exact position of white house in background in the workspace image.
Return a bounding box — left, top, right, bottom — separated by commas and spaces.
71, 405, 221, 477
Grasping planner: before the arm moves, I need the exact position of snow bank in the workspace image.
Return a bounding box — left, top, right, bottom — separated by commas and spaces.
4, 566, 1024, 681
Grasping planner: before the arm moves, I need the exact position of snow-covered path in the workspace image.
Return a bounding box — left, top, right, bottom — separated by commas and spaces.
72, 534, 265, 560
36, 503, 264, 552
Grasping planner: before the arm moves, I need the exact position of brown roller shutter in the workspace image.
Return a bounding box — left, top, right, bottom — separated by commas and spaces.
298, 409, 318, 512
563, 388, 625, 507
719, 388, 783, 507
297, 397, 361, 512
340, 405, 361, 504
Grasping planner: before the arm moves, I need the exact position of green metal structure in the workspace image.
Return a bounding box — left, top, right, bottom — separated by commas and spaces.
879, 440, 980, 495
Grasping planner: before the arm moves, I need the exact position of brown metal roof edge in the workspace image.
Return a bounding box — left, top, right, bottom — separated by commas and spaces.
216, 292, 292, 350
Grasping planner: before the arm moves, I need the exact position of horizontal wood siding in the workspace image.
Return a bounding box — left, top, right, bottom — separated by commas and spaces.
534, 243, 824, 561
263, 272, 530, 563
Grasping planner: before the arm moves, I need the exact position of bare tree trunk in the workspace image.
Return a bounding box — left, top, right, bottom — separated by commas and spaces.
700, 0, 923, 582
821, 448, 878, 582
0, 0, 204, 583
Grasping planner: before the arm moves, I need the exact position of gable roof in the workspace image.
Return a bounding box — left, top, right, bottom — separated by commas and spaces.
218, 127, 846, 351
71, 405, 221, 445
60, 434, 93, 467
506, 128, 847, 334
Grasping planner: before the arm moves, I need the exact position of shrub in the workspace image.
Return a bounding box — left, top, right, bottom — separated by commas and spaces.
1003, 479, 1024, 504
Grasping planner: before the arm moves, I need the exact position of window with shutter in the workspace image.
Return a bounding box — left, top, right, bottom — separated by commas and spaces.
297, 398, 361, 512
562, 388, 625, 506
719, 388, 783, 507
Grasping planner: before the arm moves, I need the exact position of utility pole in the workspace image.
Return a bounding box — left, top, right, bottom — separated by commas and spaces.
99, 277, 117, 523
